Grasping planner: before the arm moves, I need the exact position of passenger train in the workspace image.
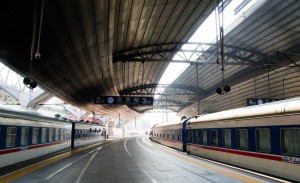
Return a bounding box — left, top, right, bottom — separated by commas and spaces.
0, 108, 106, 168
150, 97, 300, 181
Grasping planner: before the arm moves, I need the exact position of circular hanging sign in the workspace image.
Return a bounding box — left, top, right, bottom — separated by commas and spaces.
107, 97, 114, 104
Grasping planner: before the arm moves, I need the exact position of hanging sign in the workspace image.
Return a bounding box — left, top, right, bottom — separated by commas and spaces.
94, 96, 153, 105
246, 98, 282, 106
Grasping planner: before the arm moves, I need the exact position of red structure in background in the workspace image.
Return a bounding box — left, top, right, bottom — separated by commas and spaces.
83, 116, 104, 125
108, 120, 115, 127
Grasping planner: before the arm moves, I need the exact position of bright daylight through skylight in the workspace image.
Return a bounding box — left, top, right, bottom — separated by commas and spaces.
155, 0, 262, 99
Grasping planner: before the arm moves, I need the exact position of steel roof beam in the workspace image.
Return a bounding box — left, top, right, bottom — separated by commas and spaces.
119, 84, 205, 96
114, 42, 278, 60
114, 58, 254, 66
138, 108, 178, 113
113, 42, 280, 65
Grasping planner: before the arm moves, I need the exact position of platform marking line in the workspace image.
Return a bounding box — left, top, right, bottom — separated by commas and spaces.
155, 145, 267, 183
124, 138, 158, 183
152, 141, 291, 183
45, 147, 101, 180
136, 137, 153, 154
188, 154, 292, 183
124, 138, 133, 158
0, 140, 119, 183
142, 136, 153, 147
76, 147, 102, 183
46, 140, 120, 181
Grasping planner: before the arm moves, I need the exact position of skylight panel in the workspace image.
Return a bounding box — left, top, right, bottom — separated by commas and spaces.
188, 12, 217, 43
158, 63, 190, 84
155, 0, 261, 99
173, 52, 186, 60
155, 62, 189, 99
0, 62, 42, 92
182, 44, 198, 51
190, 54, 200, 61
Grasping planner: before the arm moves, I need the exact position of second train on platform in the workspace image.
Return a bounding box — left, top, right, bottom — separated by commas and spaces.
150, 97, 300, 182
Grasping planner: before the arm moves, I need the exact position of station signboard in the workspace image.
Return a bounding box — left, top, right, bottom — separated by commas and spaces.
94, 96, 153, 105
246, 98, 282, 106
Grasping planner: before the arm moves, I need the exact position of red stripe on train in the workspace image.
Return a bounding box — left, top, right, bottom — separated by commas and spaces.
154, 137, 283, 162
27, 141, 65, 150
0, 148, 20, 155
189, 144, 282, 161
0, 141, 67, 155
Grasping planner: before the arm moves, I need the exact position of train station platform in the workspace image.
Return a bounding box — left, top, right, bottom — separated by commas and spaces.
0, 136, 290, 183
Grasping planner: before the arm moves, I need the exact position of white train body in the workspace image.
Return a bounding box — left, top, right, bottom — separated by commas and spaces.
152, 122, 183, 151
151, 97, 300, 181
0, 108, 105, 168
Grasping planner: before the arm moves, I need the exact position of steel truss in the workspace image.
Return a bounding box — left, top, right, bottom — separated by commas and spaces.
113, 42, 280, 66
121, 84, 198, 112
119, 84, 204, 96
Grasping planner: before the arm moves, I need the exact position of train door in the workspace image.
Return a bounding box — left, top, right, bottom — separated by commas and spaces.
182, 119, 188, 152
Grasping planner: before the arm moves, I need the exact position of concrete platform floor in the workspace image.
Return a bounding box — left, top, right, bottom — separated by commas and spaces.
1, 137, 288, 183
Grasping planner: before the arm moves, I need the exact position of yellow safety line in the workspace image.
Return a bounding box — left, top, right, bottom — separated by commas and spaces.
0, 142, 108, 183
156, 145, 265, 183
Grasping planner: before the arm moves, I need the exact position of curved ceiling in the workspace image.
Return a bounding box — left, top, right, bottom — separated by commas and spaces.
0, 0, 300, 121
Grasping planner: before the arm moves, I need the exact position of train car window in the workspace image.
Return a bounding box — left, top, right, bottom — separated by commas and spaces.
237, 129, 248, 150
60, 129, 64, 140
256, 128, 271, 153
21, 127, 29, 146
55, 129, 59, 141
81, 129, 84, 138
179, 130, 182, 141
6, 127, 17, 148
281, 128, 300, 156
195, 130, 199, 144
187, 130, 192, 143
210, 130, 218, 146
67, 129, 71, 140
64, 129, 68, 140
41, 128, 47, 143
49, 128, 54, 142
172, 131, 175, 140
32, 128, 39, 144
222, 129, 231, 148
201, 130, 207, 145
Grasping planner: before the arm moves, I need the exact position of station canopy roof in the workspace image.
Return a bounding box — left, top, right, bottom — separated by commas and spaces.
1, 0, 300, 121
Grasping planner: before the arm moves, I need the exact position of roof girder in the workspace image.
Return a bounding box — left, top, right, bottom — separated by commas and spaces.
113, 42, 280, 65
119, 84, 205, 96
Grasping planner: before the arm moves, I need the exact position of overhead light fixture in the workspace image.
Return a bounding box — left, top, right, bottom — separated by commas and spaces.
216, 85, 231, 95
23, 77, 38, 89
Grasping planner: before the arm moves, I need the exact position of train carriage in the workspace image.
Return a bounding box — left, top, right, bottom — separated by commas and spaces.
0, 108, 106, 168
151, 121, 184, 151
151, 97, 300, 182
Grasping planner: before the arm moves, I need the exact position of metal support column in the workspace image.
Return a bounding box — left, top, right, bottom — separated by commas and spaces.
122, 124, 125, 138
71, 122, 75, 148
196, 64, 200, 114
165, 96, 168, 122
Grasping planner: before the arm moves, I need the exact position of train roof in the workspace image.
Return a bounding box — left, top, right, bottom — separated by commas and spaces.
189, 97, 300, 123
0, 107, 104, 127
0, 107, 72, 124
152, 121, 182, 128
